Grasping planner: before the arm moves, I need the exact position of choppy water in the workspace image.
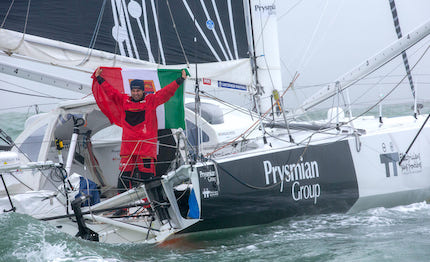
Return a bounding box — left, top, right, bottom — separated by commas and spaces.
2, 110, 430, 261
1, 203, 430, 262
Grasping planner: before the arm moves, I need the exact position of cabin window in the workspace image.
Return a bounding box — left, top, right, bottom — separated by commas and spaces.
18, 124, 47, 161
185, 102, 224, 125
186, 120, 209, 146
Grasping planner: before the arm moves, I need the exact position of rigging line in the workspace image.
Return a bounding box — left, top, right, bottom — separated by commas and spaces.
277, 0, 303, 21
188, 90, 260, 118
0, 0, 15, 28
347, 40, 429, 112
0, 103, 57, 111
388, 0, 415, 98
111, 0, 129, 59
209, 159, 280, 190
205, 73, 299, 157
22, 0, 31, 35
199, 0, 229, 60
254, 1, 276, 92
0, 87, 67, 99
118, 140, 141, 193
399, 113, 430, 165
304, 36, 430, 113
121, 0, 140, 59
0, 78, 75, 99
300, 0, 345, 71
9, 0, 31, 52
166, 0, 189, 67
211, 0, 233, 60
151, 0, 165, 65
0, 51, 94, 74
110, 0, 120, 65
78, 0, 107, 65
7, 172, 34, 191
23, 132, 176, 146
296, 0, 329, 72
141, 0, 150, 48
227, 0, 238, 59
132, 1, 155, 63
182, 0, 222, 61
339, 44, 430, 128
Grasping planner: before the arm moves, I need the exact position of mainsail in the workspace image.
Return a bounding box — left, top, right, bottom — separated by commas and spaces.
0, 0, 249, 65
0, 0, 286, 114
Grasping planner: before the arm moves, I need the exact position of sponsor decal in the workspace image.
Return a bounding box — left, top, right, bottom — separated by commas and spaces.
128, 79, 155, 94
218, 81, 247, 91
254, 4, 276, 15
206, 19, 214, 30
400, 153, 422, 174
203, 78, 211, 85
198, 165, 219, 199
380, 152, 422, 177
263, 158, 321, 204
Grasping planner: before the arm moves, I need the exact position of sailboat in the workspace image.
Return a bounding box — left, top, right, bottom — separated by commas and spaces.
1, 0, 430, 244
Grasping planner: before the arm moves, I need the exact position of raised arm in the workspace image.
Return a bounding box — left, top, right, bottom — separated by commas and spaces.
153, 69, 187, 106
93, 67, 124, 103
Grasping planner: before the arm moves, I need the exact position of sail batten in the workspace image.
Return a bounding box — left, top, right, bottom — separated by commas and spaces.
0, 0, 249, 65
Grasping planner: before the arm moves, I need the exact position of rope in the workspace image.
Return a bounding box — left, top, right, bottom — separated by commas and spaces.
0, 0, 15, 28
78, 0, 107, 65
342, 44, 430, 126
285, 45, 430, 155
9, 0, 31, 52
166, 0, 189, 67
209, 159, 280, 190
0, 77, 82, 99
7, 172, 34, 191
399, 113, 430, 165
22, 0, 31, 34
0, 87, 66, 99
205, 73, 300, 157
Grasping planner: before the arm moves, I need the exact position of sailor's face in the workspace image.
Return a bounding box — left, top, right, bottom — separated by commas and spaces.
131, 88, 144, 101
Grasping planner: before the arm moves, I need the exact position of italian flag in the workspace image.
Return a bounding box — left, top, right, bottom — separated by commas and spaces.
92, 67, 186, 129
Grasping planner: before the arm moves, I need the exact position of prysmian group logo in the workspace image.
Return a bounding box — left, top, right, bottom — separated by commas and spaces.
254, 4, 276, 15
263, 159, 321, 204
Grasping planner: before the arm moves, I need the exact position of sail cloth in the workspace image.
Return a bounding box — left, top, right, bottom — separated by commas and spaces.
91, 67, 186, 129
0, 1, 248, 64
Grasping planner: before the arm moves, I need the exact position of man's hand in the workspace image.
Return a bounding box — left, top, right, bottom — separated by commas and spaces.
181, 69, 187, 80
95, 67, 103, 77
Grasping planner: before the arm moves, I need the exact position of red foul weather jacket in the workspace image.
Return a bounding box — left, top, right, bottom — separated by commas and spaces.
99, 80, 180, 159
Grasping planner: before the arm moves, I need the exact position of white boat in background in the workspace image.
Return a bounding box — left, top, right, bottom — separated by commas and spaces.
1, 0, 430, 244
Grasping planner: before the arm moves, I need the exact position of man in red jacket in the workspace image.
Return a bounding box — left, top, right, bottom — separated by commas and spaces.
93, 67, 187, 193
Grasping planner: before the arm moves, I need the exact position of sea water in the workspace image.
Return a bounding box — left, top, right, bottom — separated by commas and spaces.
2, 110, 430, 261
1, 203, 430, 261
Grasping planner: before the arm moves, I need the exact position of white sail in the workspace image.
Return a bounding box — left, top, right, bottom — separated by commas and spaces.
246, 0, 283, 113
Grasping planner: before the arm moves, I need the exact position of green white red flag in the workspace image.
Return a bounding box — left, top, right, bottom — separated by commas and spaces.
92, 67, 186, 129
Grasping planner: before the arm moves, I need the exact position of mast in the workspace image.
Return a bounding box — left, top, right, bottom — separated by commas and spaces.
244, 0, 284, 142
245, 0, 283, 114
244, 0, 267, 143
